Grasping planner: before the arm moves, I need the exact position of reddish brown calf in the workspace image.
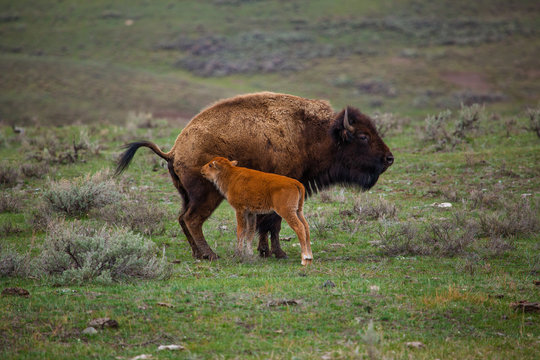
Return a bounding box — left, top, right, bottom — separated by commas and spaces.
201, 157, 312, 265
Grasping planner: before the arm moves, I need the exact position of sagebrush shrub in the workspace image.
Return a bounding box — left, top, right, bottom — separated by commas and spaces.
353, 194, 397, 220
0, 192, 23, 213
479, 198, 539, 238
423, 104, 485, 151
37, 221, 171, 284
0, 164, 19, 187
26, 202, 58, 233
93, 199, 168, 236
526, 107, 540, 138
422, 220, 477, 257
44, 171, 122, 217
378, 212, 478, 257
21, 162, 50, 179
0, 245, 30, 277
377, 223, 427, 256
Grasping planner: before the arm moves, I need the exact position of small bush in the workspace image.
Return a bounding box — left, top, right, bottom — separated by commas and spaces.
353, 194, 397, 221
378, 222, 427, 256
423, 220, 477, 257
26, 202, 58, 233
126, 112, 167, 129
20, 162, 50, 179
372, 112, 408, 138
93, 199, 168, 236
0, 222, 24, 237
44, 171, 122, 217
479, 198, 539, 238
37, 221, 171, 284
0, 245, 30, 277
0, 164, 19, 187
22, 128, 100, 165
468, 188, 501, 209
378, 213, 478, 257
453, 103, 484, 139
423, 104, 485, 151
423, 109, 453, 150
0, 192, 23, 213
481, 236, 515, 258
525, 107, 540, 138
309, 212, 335, 239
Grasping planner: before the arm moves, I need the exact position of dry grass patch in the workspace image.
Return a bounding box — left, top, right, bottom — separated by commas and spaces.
422, 284, 490, 308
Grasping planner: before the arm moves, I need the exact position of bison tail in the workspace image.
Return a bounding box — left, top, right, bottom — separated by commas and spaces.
115, 141, 172, 176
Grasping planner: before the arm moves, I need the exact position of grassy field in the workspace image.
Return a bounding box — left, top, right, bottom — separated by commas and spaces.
1, 106, 539, 359
1, 0, 539, 125
1, 0, 540, 359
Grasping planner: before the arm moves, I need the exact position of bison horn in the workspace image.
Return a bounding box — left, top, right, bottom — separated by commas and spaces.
343, 108, 354, 132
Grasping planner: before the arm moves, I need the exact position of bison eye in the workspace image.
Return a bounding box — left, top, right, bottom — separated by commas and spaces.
358, 134, 369, 142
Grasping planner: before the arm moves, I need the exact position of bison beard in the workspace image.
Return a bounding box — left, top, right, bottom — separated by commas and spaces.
116, 92, 393, 260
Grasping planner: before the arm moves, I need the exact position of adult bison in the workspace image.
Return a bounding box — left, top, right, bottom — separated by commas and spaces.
116, 92, 393, 260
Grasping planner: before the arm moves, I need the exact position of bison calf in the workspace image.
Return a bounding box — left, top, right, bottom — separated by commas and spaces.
201, 157, 312, 265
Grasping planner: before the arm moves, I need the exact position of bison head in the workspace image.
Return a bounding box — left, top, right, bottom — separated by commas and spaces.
328, 106, 394, 190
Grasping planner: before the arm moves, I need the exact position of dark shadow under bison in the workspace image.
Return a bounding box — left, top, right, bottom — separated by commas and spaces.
116, 92, 393, 260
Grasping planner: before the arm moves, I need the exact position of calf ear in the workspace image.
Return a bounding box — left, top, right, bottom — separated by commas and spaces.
231, 160, 238, 166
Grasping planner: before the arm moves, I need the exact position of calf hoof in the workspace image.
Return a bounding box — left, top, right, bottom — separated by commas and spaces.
301, 255, 313, 266
272, 249, 288, 259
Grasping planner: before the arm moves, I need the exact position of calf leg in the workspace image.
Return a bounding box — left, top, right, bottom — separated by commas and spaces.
234, 210, 247, 257
297, 210, 312, 264
279, 211, 311, 266
244, 213, 257, 257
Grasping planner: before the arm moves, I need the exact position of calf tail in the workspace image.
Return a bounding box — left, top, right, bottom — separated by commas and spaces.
115, 141, 172, 176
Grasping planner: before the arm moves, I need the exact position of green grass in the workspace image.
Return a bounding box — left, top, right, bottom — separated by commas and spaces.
1, 106, 540, 359
1, 1, 540, 358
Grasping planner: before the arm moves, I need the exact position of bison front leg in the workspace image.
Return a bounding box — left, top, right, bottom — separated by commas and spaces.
256, 213, 287, 259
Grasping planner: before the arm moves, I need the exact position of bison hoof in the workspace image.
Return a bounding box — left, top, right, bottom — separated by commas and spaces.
258, 248, 271, 258
201, 252, 219, 261
272, 250, 288, 259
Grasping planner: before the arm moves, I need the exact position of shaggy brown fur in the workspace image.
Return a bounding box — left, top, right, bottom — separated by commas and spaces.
201, 157, 312, 265
116, 92, 393, 260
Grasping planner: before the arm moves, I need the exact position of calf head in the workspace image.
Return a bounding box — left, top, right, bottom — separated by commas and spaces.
201, 157, 238, 183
